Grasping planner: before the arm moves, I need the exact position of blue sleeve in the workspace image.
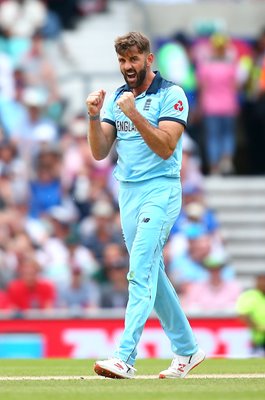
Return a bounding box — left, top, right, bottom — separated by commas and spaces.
102, 93, 116, 127
158, 85, 189, 127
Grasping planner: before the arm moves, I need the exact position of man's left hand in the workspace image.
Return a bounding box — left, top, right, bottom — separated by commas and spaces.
117, 92, 135, 117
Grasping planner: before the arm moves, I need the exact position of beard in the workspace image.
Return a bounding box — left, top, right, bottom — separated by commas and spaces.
122, 62, 147, 88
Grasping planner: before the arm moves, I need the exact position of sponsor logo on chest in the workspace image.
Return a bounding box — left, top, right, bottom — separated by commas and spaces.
116, 120, 137, 132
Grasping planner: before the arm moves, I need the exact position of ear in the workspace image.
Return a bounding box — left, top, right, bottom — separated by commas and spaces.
146, 52, 154, 67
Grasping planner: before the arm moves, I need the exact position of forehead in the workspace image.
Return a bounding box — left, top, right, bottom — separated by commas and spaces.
117, 45, 144, 58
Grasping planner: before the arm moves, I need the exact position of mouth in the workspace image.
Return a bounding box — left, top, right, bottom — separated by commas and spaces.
125, 72, 137, 82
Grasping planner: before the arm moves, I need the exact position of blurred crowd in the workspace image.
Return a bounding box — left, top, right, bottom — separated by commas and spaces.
0, 1, 264, 318
156, 28, 265, 175
0, 0, 109, 36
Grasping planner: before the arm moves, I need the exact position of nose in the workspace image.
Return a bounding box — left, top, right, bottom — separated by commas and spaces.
123, 60, 133, 71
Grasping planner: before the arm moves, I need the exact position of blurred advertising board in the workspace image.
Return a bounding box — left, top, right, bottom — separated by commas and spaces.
0, 317, 250, 359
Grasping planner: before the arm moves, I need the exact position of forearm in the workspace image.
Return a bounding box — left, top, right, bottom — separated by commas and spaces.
88, 119, 112, 160
128, 109, 179, 160
86, 89, 114, 160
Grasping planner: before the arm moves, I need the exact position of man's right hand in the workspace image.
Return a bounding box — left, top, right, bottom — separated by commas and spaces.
86, 90, 106, 116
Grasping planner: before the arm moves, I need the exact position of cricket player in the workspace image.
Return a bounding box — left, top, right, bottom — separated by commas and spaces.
86, 31, 205, 379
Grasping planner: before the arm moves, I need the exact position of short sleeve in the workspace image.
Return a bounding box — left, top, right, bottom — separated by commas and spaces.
158, 85, 189, 127
102, 93, 116, 127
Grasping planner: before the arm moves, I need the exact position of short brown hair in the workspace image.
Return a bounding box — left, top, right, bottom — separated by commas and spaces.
115, 32, 150, 55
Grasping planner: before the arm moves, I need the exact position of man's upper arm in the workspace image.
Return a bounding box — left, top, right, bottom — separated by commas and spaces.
158, 85, 189, 128
157, 85, 189, 149
101, 121, 116, 148
158, 120, 184, 149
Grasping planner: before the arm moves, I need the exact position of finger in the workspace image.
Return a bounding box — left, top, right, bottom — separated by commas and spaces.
86, 98, 98, 107
86, 90, 104, 101
87, 94, 101, 105
100, 90, 106, 101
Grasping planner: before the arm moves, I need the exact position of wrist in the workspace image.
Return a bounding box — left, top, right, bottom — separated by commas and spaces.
88, 113, 100, 121
126, 108, 139, 121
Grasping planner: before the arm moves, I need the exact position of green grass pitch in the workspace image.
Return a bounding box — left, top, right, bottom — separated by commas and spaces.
0, 358, 264, 400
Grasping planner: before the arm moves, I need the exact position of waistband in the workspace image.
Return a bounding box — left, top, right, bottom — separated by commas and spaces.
119, 176, 180, 189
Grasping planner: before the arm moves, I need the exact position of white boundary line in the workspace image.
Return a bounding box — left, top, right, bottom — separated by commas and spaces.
0, 374, 264, 381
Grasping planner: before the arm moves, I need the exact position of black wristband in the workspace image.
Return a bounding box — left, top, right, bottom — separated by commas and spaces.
88, 114, 100, 121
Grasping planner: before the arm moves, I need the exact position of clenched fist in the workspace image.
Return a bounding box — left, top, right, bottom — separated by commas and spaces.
116, 92, 136, 117
86, 90, 106, 116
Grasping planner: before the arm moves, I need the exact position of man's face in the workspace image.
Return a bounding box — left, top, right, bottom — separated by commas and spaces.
189, 235, 211, 262
117, 46, 150, 89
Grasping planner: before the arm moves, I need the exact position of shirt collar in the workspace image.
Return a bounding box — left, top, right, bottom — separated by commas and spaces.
116, 71, 162, 97
146, 71, 162, 94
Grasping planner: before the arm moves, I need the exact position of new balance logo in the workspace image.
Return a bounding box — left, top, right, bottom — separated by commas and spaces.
142, 217, 150, 223
143, 99, 152, 111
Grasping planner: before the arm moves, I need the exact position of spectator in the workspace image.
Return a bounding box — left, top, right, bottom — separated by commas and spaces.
156, 31, 203, 143
12, 86, 58, 160
46, 0, 78, 30
96, 242, 128, 283
168, 229, 234, 295
174, 198, 221, 239
63, 225, 99, 279
28, 146, 62, 218
241, 28, 265, 174
61, 114, 113, 217
38, 204, 80, 286
156, 31, 197, 114
0, 50, 15, 100
169, 185, 223, 259
77, 0, 109, 17
180, 132, 203, 191
7, 253, 56, 311
0, 245, 16, 289
56, 266, 100, 313
0, 139, 25, 177
0, 66, 28, 139
0, 139, 28, 208
0, 1, 47, 68
181, 251, 241, 313
80, 199, 123, 264
172, 186, 221, 237
20, 30, 63, 122
100, 244, 129, 308
197, 33, 239, 175
5, 230, 35, 268
236, 273, 265, 357
61, 113, 92, 191
0, 1, 47, 38
0, 289, 10, 310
